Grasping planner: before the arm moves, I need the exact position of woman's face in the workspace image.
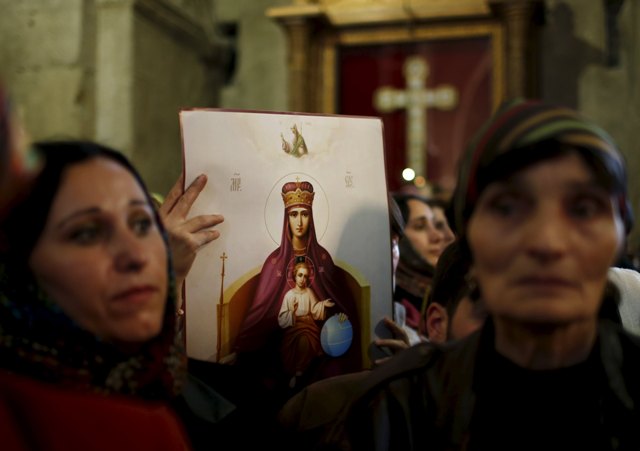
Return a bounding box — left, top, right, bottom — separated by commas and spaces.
404, 199, 447, 267
288, 206, 310, 239
467, 152, 624, 326
29, 157, 168, 344
432, 206, 455, 246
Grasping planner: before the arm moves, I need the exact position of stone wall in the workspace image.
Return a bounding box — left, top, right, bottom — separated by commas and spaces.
0, 0, 96, 141
540, 0, 640, 249
0, 0, 224, 195
215, 0, 289, 111
94, 0, 223, 194
132, 9, 220, 193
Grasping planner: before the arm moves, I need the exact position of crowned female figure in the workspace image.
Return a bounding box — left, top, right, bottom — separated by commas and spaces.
234, 180, 359, 394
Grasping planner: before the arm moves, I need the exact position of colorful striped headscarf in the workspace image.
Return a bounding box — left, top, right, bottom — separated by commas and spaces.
452, 99, 633, 237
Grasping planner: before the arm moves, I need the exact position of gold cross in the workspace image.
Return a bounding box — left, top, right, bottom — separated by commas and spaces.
217, 252, 228, 361
220, 252, 227, 276
373, 55, 458, 180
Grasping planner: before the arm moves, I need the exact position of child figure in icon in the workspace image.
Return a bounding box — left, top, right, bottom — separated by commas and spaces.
278, 261, 334, 388
234, 179, 360, 395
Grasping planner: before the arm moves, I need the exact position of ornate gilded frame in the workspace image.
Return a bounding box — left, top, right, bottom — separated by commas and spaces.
268, 0, 540, 114
318, 21, 505, 114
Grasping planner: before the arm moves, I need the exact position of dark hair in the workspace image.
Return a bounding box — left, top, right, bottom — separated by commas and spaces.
424, 197, 455, 235
391, 193, 426, 225
388, 194, 405, 238
426, 241, 473, 319
1, 140, 159, 265
391, 192, 447, 224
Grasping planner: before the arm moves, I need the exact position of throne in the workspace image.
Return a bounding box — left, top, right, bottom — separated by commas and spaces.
216, 260, 370, 367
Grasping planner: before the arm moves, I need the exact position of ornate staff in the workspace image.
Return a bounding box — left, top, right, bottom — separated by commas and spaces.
216, 252, 227, 362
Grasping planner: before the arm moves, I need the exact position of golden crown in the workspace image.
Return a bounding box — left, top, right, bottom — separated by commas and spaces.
282, 180, 315, 208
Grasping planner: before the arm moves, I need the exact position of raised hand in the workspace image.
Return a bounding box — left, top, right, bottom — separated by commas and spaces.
372, 316, 411, 365
323, 299, 335, 308
159, 173, 224, 290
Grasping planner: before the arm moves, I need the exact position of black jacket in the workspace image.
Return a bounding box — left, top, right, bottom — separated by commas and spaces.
279, 320, 640, 450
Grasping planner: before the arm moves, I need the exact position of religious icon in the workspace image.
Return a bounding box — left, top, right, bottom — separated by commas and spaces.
234, 179, 358, 391
180, 109, 391, 399
278, 261, 334, 388
281, 123, 308, 157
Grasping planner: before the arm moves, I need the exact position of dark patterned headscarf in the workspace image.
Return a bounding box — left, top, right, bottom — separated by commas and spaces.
452, 99, 633, 238
0, 141, 186, 400
392, 192, 436, 308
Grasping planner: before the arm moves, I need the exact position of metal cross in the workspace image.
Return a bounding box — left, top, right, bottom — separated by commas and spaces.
374, 55, 458, 180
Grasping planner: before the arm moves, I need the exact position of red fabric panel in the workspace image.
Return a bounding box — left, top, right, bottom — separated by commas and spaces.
338, 37, 494, 193
0, 371, 191, 451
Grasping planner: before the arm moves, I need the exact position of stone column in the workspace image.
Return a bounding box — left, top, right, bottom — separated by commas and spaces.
267, 4, 322, 113
95, 0, 135, 157
490, 0, 540, 99
283, 18, 312, 112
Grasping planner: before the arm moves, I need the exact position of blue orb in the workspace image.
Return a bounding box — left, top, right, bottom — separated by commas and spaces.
320, 314, 353, 357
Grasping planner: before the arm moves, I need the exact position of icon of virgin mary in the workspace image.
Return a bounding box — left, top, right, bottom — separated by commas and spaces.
233, 179, 360, 392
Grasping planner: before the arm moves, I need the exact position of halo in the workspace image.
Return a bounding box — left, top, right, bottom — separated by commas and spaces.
285, 256, 316, 289
264, 172, 330, 245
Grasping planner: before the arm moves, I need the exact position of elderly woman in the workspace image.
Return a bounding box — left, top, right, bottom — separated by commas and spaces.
279, 100, 640, 450
0, 140, 220, 449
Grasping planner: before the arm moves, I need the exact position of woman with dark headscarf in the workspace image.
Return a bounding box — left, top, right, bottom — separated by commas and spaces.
279, 100, 640, 451
392, 192, 452, 334
0, 141, 191, 449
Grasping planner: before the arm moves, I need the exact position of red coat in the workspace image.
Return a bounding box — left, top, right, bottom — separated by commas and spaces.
0, 370, 191, 451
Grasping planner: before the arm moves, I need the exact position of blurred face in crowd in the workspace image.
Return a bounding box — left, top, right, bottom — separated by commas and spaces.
432, 205, 455, 246
404, 199, 447, 267
467, 152, 624, 328
29, 157, 168, 345
448, 297, 487, 341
